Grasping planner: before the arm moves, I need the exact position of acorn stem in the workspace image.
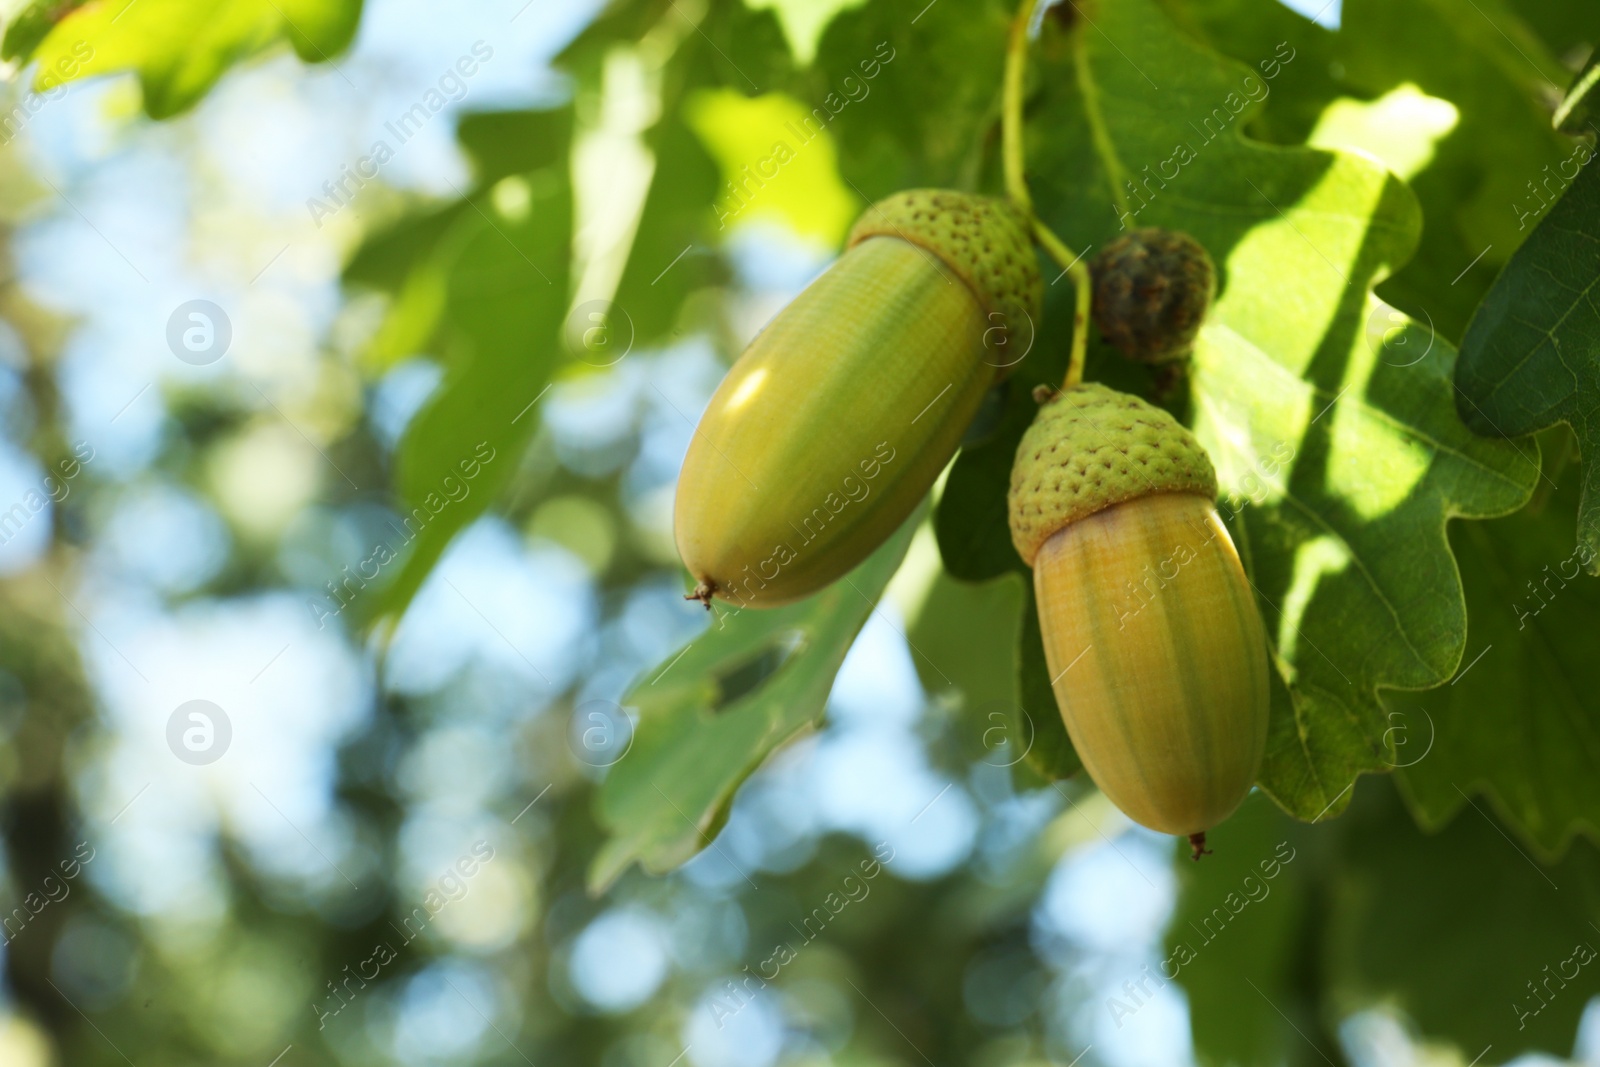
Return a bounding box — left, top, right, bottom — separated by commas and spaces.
1002, 0, 1092, 389
1031, 220, 1093, 388
1001, 0, 1036, 214
685, 579, 716, 609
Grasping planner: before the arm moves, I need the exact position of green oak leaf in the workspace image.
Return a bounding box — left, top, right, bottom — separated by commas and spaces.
1329, 777, 1600, 1061
1024, 0, 1538, 821
1456, 157, 1600, 570
1328, 0, 1572, 337
344, 109, 569, 374
744, 0, 868, 66
901, 566, 1078, 779
905, 566, 1024, 717
1167, 0, 1575, 338
935, 380, 1040, 585
24, 0, 362, 119
1166, 793, 1326, 1067
1503, 0, 1598, 64
589, 510, 920, 892
355, 107, 573, 626
1396, 432, 1600, 857
1156, 0, 1342, 147
2, 1, 79, 65
588, 0, 1015, 209
804, 0, 1012, 195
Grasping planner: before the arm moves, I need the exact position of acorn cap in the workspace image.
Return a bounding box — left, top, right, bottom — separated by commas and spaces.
848, 189, 1042, 350
1008, 383, 1217, 566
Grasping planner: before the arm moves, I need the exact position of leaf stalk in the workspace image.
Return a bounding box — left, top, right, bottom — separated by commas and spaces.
1002, 0, 1093, 390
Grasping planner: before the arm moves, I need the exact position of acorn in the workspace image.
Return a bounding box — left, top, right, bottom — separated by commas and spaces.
1091, 227, 1216, 364
1008, 383, 1268, 856
676, 189, 1042, 609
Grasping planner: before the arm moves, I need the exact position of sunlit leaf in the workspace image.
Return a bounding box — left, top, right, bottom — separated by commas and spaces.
685, 87, 857, 245
743, 0, 869, 66
26, 0, 363, 118
1169, 0, 1574, 337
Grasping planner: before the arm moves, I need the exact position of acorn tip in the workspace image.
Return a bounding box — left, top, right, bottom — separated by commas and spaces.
685, 579, 716, 609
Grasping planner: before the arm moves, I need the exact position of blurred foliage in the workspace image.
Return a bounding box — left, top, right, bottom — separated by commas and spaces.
591, 510, 918, 890
0, 1, 1595, 1067
353, 106, 575, 624
7, 0, 363, 118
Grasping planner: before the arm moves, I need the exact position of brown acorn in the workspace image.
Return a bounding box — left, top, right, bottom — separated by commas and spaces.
1091, 228, 1216, 364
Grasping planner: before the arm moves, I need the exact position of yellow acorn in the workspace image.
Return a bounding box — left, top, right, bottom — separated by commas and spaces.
1008, 383, 1268, 856
676, 189, 1041, 608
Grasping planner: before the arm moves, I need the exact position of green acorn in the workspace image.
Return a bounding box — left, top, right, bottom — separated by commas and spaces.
675, 189, 1042, 609
1009, 383, 1269, 856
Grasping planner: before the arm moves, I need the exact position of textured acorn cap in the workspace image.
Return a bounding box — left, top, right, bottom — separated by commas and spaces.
1091, 227, 1216, 363
848, 189, 1042, 343
1008, 383, 1217, 566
